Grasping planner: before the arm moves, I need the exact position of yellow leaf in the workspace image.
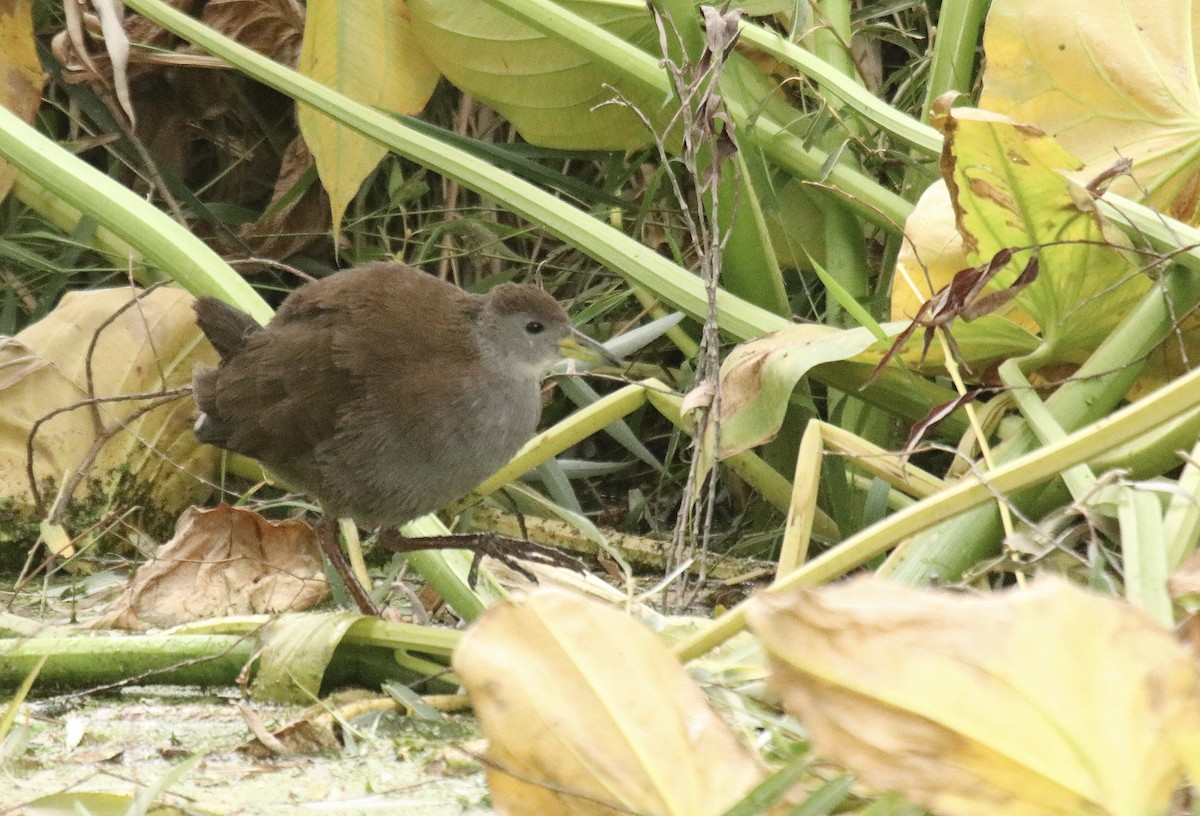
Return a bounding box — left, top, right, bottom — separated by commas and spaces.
297, 0, 440, 232
0, 287, 218, 529
0, 0, 44, 202
37, 520, 73, 559
892, 180, 968, 322
946, 109, 1147, 355
893, 107, 1146, 367
453, 590, 764, 815
981, 0, 1200, 224
748, 577, 1200, 816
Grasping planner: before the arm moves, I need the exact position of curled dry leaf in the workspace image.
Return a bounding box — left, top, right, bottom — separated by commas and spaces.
717, 323, 888, 457
239, 690, 381, 756
96, 503, 329, 630
200, 0, 305, 66
747, 576, 1200, 816
238, 702, 340, 758
234, 135, 332, 263
252, 611, 361, 703
453, 589, 765, 816
679, 380, 715, 415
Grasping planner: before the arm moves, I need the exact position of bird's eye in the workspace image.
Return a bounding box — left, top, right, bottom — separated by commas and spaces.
525, 321, 545, 335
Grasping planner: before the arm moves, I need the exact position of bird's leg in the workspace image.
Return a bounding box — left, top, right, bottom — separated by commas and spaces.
315, 514, 380, 615
376, 530, 584, 588
496, 488, 529, 540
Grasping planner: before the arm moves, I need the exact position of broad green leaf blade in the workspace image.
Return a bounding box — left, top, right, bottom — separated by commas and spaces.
893, 108, 1146, 369
407, 0, 665, 149
946, 109, 1147, 357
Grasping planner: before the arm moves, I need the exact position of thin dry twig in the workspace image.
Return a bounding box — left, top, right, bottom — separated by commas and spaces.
645, 5, 743, 609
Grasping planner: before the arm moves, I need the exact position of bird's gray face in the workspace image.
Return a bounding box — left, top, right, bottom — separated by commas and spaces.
474, 285, 572, 379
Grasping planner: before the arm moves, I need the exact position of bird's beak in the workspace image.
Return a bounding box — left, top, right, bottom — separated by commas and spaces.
559, 328, 624, 366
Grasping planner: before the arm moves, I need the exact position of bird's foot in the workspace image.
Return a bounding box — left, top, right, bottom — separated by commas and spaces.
377, 530, 584, 588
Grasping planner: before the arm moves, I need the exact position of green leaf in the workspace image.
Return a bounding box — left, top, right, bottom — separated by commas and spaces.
253, 611, 362, 703
408, 0, 666, 149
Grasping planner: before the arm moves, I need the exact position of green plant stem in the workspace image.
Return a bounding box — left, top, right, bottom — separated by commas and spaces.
113, 0, 964, 433
0, 107, 269, 320
920, 0, 990, 120
121, 0, 786, 344
479, 0, 914, 228
813, 0, 856, 83
647, 0, 791, 316
897, 0, 988, 206
11, 176, 155, 281
645, 384, 841, 542
1163, 437, 1200, 571
887, 250, 1200, 583
736, 21, 941, 155
1112, 487, 1172, 625
676, 349, 1200, 660
0, 635, 257, 689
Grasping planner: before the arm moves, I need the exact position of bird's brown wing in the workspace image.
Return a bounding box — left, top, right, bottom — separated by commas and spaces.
310, 265, 493, 522
193, 295, 352, 493
193, 263, 480, 498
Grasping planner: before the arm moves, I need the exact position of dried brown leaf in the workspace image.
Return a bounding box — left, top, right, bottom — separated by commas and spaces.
96, 503, 329, 629
238, 690, 376, 756
236, 135, 332, 262
200, 0, 304, 66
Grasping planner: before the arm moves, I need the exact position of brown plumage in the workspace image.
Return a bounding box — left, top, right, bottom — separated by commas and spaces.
192, 262, 577, 612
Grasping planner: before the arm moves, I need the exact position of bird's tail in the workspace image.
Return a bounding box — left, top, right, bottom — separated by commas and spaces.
194, 297, 261, 362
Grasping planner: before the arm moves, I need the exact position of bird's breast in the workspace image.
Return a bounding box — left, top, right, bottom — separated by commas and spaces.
319, 375, 543, 526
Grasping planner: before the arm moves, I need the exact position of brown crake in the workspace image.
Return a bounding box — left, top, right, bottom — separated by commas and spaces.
192, 262, 582, 613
